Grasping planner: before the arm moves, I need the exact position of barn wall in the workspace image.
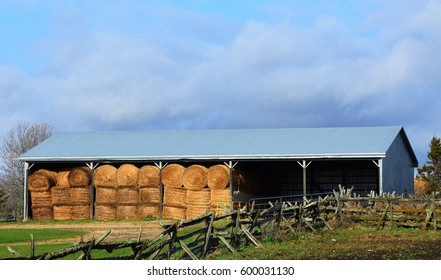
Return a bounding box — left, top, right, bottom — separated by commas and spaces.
382, 134, 415, 194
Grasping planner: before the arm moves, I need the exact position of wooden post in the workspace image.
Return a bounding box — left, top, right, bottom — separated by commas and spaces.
86, 162, 99, 219
155, 162, 167, 219
297, 161, 311, 201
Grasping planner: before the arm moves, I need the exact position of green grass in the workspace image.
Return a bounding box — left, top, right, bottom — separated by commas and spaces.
0, 228, 86, 244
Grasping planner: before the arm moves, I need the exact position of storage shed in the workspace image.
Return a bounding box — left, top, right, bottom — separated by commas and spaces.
19, 126, 418, 221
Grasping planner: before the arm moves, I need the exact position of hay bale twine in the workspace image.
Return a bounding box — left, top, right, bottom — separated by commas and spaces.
32, 206, 53, 220
71, 205, 90, 220
69, 186, 91, 204
57, 169, 71, 188
95, 186, 117, 204
162, 164, 185, 187
28, 169, 57, 191
94, 165, 117, 187
94, 204, 117, 220
30, 190, 52, 207
207, 164, 230, 190
117, 186, 139, 205
51, 186, 70, 205
162, 205, 186, 220
163, 186, 186, 208
68, 167, 90, 187
182, 165, 208, 190
138, 204, 159, 218
53, 205, 72, 220
138, 165, 160, 188
139, 187, 160, 204
117, 205, 138, 220
117, 164, 139, 187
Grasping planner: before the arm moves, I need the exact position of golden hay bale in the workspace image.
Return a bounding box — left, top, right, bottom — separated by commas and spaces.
57, 169, 71, 188
71, 205, 90, 220
95, 186, 117, 204
138, 165, 160, 187
139, 187, 160, 204
186, 205, 210, 220
68, 167, 91, 187
53, 205, 72, 220
28, 169, 57, 191
117, 205, 139, 220
162, 205, 186, 220
207, 165, 230, 190
30, 191, 52, 207
186, 189, 211, 205
94, 204, 117, 220
69, 186, 91, 204
210, 188, 231, 205
117, 186, 139, 204
117, 164, 139, 187
163, 186, 186, 208
138, 204, 159, 218
162, 164, 185, 187
182, 165, 208, 190
32, 206, 53, 220
51, 186, 70, 205
94, 165, 117, 187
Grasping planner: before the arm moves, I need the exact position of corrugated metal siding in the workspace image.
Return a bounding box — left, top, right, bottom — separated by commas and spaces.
19, 126, 409, 162
382, 131, 416, 194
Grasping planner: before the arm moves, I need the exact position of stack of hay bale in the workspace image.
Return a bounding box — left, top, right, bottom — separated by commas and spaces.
68, 167, 91, 220
28, 169, 57, 220
162, 164, 187, 220
51, 169, 71, 220
94, 165, 118, 220
207, 164, 232, 215
116, 164, 139, 219
184, 165, 210, 220
138, 165, 160, 218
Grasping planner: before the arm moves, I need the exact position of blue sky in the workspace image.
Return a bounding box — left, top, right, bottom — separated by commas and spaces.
1, 0, 441, 165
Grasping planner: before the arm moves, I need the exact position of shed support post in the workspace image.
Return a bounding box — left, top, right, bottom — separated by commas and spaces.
22, 162, 33, 221
372, 159, 383, 195
224, 161, 238, 211
155, 162, 168, 219
297, 160, 312, 200
86, 162, 99, 219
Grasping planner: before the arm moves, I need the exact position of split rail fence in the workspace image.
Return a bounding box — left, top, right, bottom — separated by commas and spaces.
6, 187, 441, 260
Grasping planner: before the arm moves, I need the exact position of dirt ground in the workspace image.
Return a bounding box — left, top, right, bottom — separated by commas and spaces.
0, 220, 165, 244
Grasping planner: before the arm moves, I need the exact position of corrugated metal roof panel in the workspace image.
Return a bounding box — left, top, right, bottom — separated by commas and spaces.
19, 126, 416, 164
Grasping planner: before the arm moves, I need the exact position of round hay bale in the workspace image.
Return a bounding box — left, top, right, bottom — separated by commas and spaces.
68, 167, 90, 187
51, 186, 70, 205
138, 204, 159, 219
30, 191, 52, 207
163, 186, 186, 208
94, 165, 117, 187
139, 187, 160, 204
207, 165, 230, 190
186, 205, 210, 220
95, 186, 117, 204
138, 165, 160, 188
57, 169, 71, 188
162, 164, 185, 187
117, 205, 138, 220
31, 206, 53, 220
182, 165, 208, 190
117, 164, 139, 187
162, 205, 186, 220
186, 189, 211, 205
69, 186, 91, 204
53, 205, 72, 220
71, 205, 90, 220
28, 169, 57, 191
94, 204, 117, 220
117, 186, 139, 205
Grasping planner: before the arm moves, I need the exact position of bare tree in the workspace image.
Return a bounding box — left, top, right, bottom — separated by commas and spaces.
0, 122, 54, 217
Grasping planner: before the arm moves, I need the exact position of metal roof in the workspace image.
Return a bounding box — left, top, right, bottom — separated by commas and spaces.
18, 126, 418, 165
